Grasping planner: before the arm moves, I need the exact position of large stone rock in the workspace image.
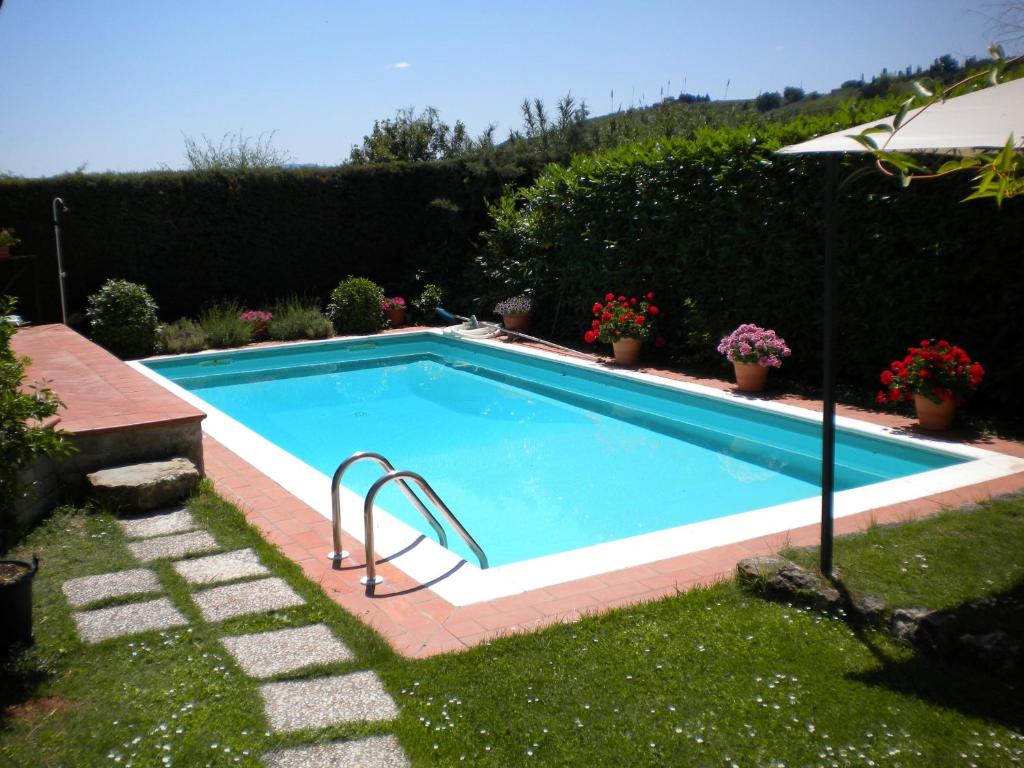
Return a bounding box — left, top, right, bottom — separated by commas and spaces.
736, 555, 790, 585
766, 562, 823, 596
959, 631, 1020, 673
87, 458, 200, 512
891, 607, 935, 644
851, 593, 888, 627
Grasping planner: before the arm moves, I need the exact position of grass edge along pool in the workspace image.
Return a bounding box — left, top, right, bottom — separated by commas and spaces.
144, 332, 968, 569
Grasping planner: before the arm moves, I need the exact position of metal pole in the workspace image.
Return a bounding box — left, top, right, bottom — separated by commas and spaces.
52, 198, 68, 325
819, 157, 838, 577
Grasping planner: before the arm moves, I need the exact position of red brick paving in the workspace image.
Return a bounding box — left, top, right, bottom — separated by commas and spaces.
17, 325, 1024, 658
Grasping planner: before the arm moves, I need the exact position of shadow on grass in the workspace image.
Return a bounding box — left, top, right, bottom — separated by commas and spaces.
830, 575, 1024, 730
0, 646, 53, 729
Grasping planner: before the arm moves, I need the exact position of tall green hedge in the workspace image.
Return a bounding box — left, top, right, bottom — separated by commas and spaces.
0, 159, 535, 323
481, 110, 1024, 413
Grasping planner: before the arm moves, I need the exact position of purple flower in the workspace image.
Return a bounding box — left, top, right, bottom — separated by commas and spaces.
717, 324, 790, 368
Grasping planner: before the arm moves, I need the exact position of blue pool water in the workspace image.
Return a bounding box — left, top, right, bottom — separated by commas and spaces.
145, 334, 965, 567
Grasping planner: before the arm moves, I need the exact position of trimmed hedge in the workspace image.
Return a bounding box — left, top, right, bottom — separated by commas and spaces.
0, 159, 536, 324
481, 111, 1024, 413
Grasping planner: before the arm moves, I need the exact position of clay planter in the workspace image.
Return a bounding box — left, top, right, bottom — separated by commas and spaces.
913, 394, 956, 431
733, 361, 769, 392
501, 312, 531, 334
1, 556, 38, 653
385, 307, 406, 328
612, 337, 642, 366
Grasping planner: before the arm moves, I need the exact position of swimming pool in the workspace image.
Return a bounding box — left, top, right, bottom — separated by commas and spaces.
135, 331, 1023, 604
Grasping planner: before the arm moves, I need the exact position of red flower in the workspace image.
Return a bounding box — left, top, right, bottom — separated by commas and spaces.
646, 292, 655, 300
920, 339, 930, 347
617, 295, 626, 303
605, 293, 615, 302
876, 392, 887, 404
592, 303, 603, 314
968, 363, 984, 379
647, 305, 659, 315
629, 297, 638, 306
919, 369, 930, 379
887, 389, 902, 402
880, 370, 894, 386
635, 315, 645, 325
583, 330, 597, 344
601, 312, 612, 322
592, 320, 600, 329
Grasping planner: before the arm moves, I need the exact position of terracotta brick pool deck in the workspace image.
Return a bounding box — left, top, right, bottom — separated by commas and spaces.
17, 325, 1024, 658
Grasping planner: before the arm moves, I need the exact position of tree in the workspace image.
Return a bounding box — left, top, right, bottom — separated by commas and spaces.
349, 107, 489, 164
783, 86, 805, 104
754, 91, 782, 112
183, 130, 291, 171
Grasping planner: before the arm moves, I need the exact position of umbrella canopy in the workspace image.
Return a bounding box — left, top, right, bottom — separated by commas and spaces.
778, 76, 1024, 157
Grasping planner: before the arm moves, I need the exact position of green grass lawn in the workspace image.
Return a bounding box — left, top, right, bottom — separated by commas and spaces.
2, 486, 1022, 767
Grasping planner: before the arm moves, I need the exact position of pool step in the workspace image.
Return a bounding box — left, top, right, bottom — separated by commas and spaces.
86, 457, 201, 512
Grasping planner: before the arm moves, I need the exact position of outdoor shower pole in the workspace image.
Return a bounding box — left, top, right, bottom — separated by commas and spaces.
820, 157, 839, 577
52, 197, 68, 325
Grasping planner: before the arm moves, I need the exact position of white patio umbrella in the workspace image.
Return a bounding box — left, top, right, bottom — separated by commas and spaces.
776, 76, 1024, 576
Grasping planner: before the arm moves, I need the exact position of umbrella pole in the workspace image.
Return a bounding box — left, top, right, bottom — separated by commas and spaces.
820, 156, 838, 578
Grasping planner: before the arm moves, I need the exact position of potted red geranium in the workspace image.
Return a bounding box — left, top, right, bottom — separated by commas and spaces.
583, 292, 659, 366
876, 339, 984, 430
382, 297, 406, 327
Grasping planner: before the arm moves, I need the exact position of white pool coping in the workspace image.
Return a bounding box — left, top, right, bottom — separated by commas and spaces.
131, 330, 1024, 606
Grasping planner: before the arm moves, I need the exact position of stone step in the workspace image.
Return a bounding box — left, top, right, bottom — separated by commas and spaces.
262, 735, 410, 767
87, 458, 200, 513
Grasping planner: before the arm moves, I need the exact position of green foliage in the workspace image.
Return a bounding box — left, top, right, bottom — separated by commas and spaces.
0, 297, 74, 550
783, 86, 805, 103
86, 279, 160, 359
267, 295, 333, 341
198, 300, 252, 349
183, 129, 291, 171
349, 107, 488, 164
325, 276, 385, 334
157, 318, 207, 354
755, 91, 783, 111
481, 104, 1024, 412
0, 227, 20, 247
413, 283, 445, 324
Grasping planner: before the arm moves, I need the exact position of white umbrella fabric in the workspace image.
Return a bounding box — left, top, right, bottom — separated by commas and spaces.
775, 76, 1023, 576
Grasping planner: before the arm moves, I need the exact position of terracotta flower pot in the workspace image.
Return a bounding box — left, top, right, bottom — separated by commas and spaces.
913, 394, 956, 431
733, 361, 769, 392
385, 307, 406, 328
502, 312, 531, 333
612, 338, 642, 366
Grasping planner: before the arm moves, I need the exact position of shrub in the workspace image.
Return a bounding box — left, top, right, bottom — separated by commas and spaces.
325, 277, 385, 335
240, 309, 273, 341
1, 296, 74, 549
158, 318, 208, 354
267, 296, 333, 341
199, 301, 252, 349
86, 279, 160, 359
414, 283, 445, 324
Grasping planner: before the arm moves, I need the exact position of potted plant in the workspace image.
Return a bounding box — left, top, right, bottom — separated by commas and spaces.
0, 228, 20, 258
382, 296, 406, 327
583, 292, 659, 366
876, 339, 984, 430
717, 323, 791, 392
239, 309, 273, 341
493, 295, 534, 333
1, 555, 38, 652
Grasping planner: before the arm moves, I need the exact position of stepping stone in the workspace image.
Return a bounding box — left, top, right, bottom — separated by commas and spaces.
262, 735, 410, 768
173, 548, 269, 586
221, 624, 353, 678
193, 577, 304, 623
62, 568, 161, 608
119, 507, 196, 539
127, 530, 219, 562
73, 597, 187, 643
87, 457, 200, 512
259, 671, 399, 733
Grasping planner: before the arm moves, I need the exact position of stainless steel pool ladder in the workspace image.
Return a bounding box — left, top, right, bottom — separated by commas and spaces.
328, 451, 489, 586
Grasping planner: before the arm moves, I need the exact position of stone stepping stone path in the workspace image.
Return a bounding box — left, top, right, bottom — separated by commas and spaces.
193, 577, 305, 623
259, 671, 399, 732
173, 548, 269, 585
221, 624, 353, 678
118, 507, 196, 539
73, 597, 188, 643
62, 568, 161, 607
127, 529, 219, 562
262, 735, 410, 768
58, 503, 409, 765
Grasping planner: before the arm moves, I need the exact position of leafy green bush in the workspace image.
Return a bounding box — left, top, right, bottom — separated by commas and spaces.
157, 318, 208, 354
199, 301, 252, 349
267, 296, 333, 341
413, 283, 445, 324
1, 296, 74, 549
325, 277, 385, 335
86, 279, 160, 359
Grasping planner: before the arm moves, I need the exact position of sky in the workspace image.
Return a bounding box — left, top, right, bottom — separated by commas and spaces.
0, 0, 1009, 178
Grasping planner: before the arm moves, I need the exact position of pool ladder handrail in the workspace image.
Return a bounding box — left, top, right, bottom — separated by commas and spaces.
328, 451, 489, 586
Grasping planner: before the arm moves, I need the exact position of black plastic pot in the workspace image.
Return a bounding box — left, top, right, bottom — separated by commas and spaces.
0, 555, 39, 652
